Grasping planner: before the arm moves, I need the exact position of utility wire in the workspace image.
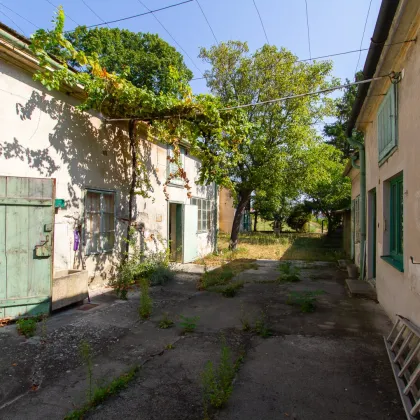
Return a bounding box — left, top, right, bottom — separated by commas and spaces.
304, 0, 312, 59
82, 0, 193, 29
0, 2, 39, 29
136, 0, 204, 76
81, 0, 109, 27
190, 39, 416, 81
45, 0, 81, 26
220, 74, 390, 111
195, 0, 218, 44
0, 9, 27, 36
355, 0, 373, 75
252, 0, 269, 44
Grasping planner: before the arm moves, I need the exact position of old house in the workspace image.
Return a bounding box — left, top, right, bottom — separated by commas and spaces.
0, 23, 217, 318
345, 0, 420, 325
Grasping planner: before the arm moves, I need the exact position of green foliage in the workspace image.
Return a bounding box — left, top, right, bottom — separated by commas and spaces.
16, 318, 37, 338
65, 26, 193, 95
202, 344, 235, 410
200, 41, 337, 244
179, 315, 199, 333
219, 281, 244, 297
286, 203, 312, 232
80, 340, 93, 403
254, 312, 272, 338
286, 290, 325, 313
277, 262, 301, 283
64, 366, 139, 420
323, 72, 364, 159
139, 279, 153, 319
165, 343, 175, 350
158, 313, 174, 329
149, 265, 175, 286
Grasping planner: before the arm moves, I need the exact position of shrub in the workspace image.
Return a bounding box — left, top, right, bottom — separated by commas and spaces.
179, 315, 199, 333
219, 281, 244, 297
139, 279, 153, 319
286, 203, 312, 232
149, 265, 175, 286
16, 318, 37, 338
286, 290, 325, 313
254, 311, 272, 338
277, 262, 300, 283
159, 312, 174, 329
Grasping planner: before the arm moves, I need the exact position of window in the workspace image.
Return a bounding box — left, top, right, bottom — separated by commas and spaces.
191, 198, 212, 232
390, 174, 404, 262
377, 84, 398, 162
85, 190, 115, 254
167, 146, 185, 186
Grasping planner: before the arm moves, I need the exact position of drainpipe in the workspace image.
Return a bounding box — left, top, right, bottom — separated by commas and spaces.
348, 138, 366, 281
213, 182, 219, 254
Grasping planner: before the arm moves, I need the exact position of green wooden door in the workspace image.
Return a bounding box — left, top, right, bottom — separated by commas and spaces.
183, 204, 198, 263
0, 176, 54, 319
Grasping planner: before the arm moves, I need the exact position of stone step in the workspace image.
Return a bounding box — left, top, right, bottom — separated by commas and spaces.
345, 279, 377, 301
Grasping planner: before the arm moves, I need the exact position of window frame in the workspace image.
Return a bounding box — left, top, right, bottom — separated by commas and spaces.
191, 197, 213, 233
84, 188, 116, 255
377, 84, 398, 163
167, 145, 186, 187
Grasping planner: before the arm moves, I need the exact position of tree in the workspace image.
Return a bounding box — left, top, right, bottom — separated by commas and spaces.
323, 72, 363, 159
31, 9, 248, 255
63, 26, 193, 96
304, 143, 351, 234
199, 41, 336, 248
286, 202, 312, 232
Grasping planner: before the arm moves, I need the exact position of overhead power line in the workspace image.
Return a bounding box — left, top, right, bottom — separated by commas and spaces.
304, 0, 312, 59
0, 9, 27, 36
220, 74, 391, 111
82, 0, 193, 29
81, 0, 109, 28
45, 0, 81, 26
355, 0, 373, 75
252, 0, 269, 44
0, 2, 39, 29
136, 0, 204, 76
195, 0, 218, 44
190, 38, 416, 81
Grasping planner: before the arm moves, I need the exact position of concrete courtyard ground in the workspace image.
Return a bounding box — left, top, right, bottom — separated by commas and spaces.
0, 259, 403, 420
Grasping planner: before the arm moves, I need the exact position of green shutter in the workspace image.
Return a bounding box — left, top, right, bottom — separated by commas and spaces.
378, 84, 397, 162
390, 174, 403, 263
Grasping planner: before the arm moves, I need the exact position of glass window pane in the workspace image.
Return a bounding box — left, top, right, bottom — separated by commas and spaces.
86, 191, 100, 212
103, 193, 114, 213
102, 213, 114, 232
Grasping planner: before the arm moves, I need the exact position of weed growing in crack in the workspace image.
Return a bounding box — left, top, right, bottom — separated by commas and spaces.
202, 343, 235, 410
80, 340, 93, 403
159, 312, 174, 329
218, 281, 244, 297
286, 290, 325, 313
254, 311, 272, 338
277, 262, 300, 283
165, 343, 175, 350
16, 318, 37, 338
64, 366, 139, 420
139, 279, 153, 319
240, 306, 251, 332
179, 315, 199, 333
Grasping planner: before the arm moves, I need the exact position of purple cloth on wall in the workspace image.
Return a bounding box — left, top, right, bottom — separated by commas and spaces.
74, 230, 80, 251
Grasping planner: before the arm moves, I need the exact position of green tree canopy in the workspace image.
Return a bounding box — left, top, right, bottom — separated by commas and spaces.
199, 41, 337, 247
64, 26, 193, 95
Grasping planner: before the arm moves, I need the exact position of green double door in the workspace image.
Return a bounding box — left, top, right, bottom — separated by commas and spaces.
0, 176, 54, 319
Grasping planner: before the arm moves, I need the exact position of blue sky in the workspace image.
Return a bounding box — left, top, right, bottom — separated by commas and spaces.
0, 0, 381, 96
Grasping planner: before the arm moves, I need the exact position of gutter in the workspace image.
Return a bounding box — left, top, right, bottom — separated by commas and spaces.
346, 0, 400, 281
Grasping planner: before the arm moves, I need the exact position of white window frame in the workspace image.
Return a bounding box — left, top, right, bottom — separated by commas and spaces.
84, 189, 116, 255
191, 197, 213, 232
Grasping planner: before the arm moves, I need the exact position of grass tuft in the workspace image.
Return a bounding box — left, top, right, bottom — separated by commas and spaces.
286, 290, 325, 313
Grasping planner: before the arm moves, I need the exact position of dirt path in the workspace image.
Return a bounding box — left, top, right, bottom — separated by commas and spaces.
0, 261, 403, 420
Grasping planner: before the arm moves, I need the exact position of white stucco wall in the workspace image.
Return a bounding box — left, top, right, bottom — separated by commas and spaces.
0, 57, 216, 285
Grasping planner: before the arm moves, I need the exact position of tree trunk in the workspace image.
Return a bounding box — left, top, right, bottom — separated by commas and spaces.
125, 119, 137, 260
229, 191, 252, 250
253, 212, 258, 232
326, 213, 332, 236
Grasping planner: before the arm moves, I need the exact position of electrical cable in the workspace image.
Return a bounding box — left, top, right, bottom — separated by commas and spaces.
0, 2, 39, 29
195, 0, 218, 44
0, 9, 27, 36
252, 0, 269, 44
81, 0, 109, 28
304, 0, 312, 59
45, 0, 81, 26
355, 0, 373, 75
136, 0, 204, 76
190, 39, 416, 81
82, 0, 193, 29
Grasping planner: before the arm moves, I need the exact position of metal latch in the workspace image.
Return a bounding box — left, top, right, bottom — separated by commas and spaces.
35, 235, 51, 257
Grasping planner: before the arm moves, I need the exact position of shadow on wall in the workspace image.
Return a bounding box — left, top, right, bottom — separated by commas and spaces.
0, 80, 159, 278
